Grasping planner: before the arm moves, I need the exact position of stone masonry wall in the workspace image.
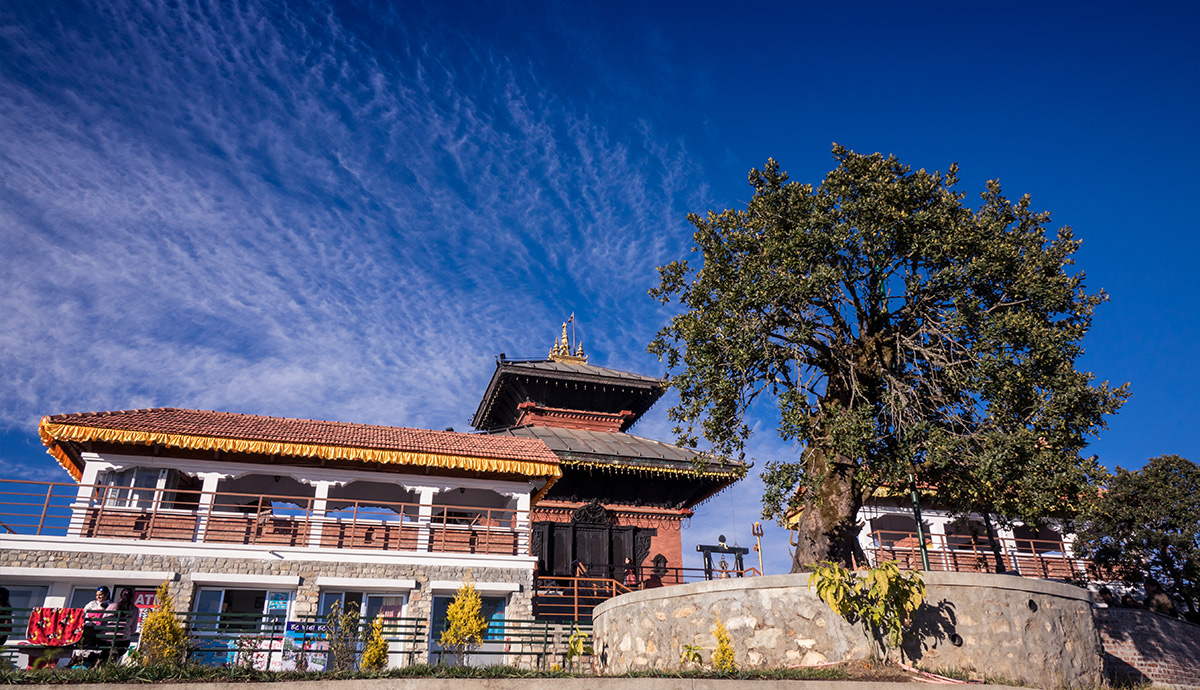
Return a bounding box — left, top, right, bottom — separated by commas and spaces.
593, 571, 1104, 689
1, 547, 532, 663
1095, 608, 1200, 689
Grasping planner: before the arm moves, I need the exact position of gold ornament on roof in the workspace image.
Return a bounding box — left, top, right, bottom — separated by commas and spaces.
549, 317, 587, 364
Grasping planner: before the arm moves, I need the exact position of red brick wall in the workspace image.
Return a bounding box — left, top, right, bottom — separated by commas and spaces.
615, 512, 683, 574
1095, 607, 1200, 688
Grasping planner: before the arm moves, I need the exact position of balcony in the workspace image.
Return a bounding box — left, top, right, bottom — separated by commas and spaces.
865, 529, 1093, 580
0, 479, 530, 557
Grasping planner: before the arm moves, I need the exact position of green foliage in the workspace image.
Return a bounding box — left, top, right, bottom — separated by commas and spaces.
809, 560, 925, 661
138, 582, 185, 667
1075, 455, 1200, 615
325, 599, 362, 671
650, 145, 1128, 568
680, 644, 703, 667
438, 582, 485, 664
360, 617, 389, 671
565, 626, 594, 673
710, 619, 736, 673
0, 661, 855, 683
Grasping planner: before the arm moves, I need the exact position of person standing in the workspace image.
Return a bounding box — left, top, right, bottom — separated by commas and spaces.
622, 557, 639, 588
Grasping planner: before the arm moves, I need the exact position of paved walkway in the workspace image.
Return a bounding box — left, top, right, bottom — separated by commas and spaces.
20, 679, 1021, 690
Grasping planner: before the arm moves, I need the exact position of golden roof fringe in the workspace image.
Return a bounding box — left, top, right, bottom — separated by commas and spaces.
39, 418, 562, 483
561, 458, 742, 479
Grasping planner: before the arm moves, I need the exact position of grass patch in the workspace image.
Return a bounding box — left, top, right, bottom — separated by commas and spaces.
0, 662, 864, 684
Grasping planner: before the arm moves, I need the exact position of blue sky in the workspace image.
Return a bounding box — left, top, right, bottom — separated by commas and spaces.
1, 0, 1197, 576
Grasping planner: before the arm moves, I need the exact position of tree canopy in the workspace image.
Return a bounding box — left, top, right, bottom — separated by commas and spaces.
1075, 455, 1200, 617
649, 145, 1128, 570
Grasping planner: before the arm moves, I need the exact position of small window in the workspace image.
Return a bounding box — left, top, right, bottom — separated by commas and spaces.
319, 591, 406, 620
191, 588, 292, 633
98, 468, 169, 509
429, 594, 506, 645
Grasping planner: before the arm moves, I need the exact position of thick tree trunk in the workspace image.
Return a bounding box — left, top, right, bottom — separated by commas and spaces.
790, 446, 865, 571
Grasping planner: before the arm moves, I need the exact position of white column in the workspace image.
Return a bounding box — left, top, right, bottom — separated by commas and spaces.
194, 473, 224, 542
514, 492, 531, 555
925, 514, 950, 569
995, 524, 1017, 574
43, 582, 72, 609
67, 462, 106, 537
856, 507, 878, 563
307, 481, 333, 548
416, 487, 438, 552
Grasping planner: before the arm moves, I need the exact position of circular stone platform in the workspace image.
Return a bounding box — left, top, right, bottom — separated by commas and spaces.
592, 571, 1102, 689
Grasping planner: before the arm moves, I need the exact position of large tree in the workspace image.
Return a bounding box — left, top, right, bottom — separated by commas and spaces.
1074, 455, 1200, 616
649, 146, 1128, 571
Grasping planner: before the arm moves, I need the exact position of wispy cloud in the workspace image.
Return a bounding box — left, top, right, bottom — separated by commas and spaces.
0, 0, 701, 433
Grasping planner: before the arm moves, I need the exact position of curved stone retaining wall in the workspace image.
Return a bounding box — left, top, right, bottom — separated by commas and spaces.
593, 571, 1103, 689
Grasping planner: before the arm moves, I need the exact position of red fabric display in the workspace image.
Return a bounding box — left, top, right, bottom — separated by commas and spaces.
26, 608, 86, 646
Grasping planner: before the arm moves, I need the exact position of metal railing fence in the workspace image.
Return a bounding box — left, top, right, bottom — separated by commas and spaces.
865, 529, 1091, 579
0, 478, 530, 557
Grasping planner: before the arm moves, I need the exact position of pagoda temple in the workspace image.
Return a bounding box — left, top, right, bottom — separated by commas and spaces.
474, 324, 745, 586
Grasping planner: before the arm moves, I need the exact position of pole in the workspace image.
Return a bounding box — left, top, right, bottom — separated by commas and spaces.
751, 521, 764, 575
910, 472, 930, 571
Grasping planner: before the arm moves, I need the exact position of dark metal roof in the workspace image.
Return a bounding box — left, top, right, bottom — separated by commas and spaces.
484, 425, 741, 475
497, 359, 664, 386
471, 358, 666, 431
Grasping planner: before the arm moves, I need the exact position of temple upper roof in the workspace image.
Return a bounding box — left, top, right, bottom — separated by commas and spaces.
470, 357, 665, 431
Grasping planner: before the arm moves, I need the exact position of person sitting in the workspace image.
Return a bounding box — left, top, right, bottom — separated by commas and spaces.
1120, 594, 1142, 609
0, 587, 11, 647
1144, 579, 1179, 617
74, 587, 112, 668
106, 589, 137, 663
1096, 586, 1116, 608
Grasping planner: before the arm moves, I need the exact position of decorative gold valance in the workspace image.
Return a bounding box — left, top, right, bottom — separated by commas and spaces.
39, 418, 563, 485
561, 458, 743, 479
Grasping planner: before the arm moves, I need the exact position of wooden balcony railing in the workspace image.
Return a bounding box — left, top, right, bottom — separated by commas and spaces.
532, 565, 762, 621
0, 479, 531, 557
865, 529, 1092, 580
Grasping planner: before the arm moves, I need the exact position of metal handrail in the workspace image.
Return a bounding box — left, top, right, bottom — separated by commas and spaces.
864, 529, 1091, 578
0, 478, 532, 557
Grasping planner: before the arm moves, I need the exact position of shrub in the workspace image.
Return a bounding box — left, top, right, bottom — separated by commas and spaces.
138, 582, 186, 666
438, 582, 485, 664
325, 600, 362, 671
808, 560, 925, 662
711, 619, 736, 672
565, 626, 593, 673
680, 644, 703, 668
360, 617, 389, 670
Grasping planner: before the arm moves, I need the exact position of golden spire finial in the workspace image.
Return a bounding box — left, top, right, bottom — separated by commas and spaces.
548, 316, 587, 364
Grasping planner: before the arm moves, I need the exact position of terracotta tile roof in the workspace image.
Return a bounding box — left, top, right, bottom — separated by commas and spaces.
43, 407, 559, 465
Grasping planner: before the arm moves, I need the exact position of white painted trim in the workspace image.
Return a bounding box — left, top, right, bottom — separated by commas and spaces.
428, 580, 520, 594
84, 452, 534, 496
314, 577, 417, 591
191, 573, 301, 587
0, 533, 538, 570
0, 567, 176, 585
